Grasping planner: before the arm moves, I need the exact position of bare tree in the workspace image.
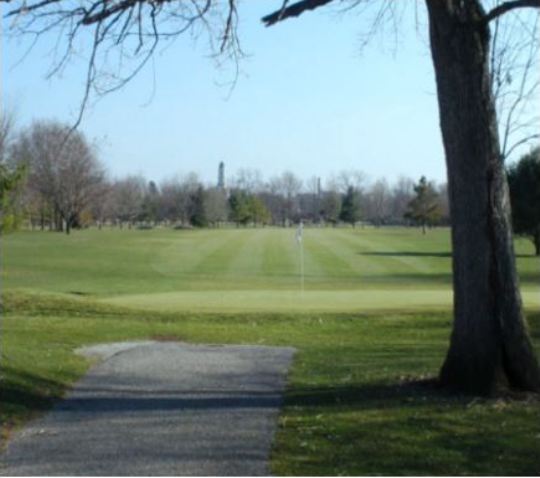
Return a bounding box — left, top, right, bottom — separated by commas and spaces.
204, 187, 228, 226
390, 176, 415, 223
300, 175, 323, 222
178, 172, 202, 225
159, 178, 183, 225
88, 180, 113, 228
436, 182, 450, 224
366, 178, 391, 226
490, 4, 540, 160
231, 168, 264, 194
273, 171, 303, 225
336, 169, 368, 195
111, 175, 147, 227
259, 178, 286, 226
12, 120, 105, 234
0, 110, 15, 164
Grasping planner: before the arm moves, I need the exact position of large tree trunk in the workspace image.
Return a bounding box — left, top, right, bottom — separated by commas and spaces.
425, 0, 540, 395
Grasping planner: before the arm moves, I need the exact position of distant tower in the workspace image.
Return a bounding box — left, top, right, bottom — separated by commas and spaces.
317, 177, 322, 198
218, 162, 225, 189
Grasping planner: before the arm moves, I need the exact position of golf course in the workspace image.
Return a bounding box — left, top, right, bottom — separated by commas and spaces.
1, 226, 540, 474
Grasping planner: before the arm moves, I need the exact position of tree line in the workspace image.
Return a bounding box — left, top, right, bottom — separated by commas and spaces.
0, 120, 455, 234
2, 119, 539, 251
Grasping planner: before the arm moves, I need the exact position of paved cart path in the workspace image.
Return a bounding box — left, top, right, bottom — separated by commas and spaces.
0, 341, 296, 476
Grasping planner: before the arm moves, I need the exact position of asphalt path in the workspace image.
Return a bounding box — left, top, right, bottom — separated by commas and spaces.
0, 341, 295, 476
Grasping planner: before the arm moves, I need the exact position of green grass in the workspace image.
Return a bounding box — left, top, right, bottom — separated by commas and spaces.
1, 227, 540, 475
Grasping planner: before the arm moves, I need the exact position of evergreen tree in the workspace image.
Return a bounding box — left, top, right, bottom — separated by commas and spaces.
339, 186, 361, 227
248, 196, 271, 226
140, 180, 160, 224
228, 190, 251, 226
405, 176, 441, 234
507, 147, 540, 256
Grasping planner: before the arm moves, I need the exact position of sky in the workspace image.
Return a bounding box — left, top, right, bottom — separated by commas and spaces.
2, 2, 460, 188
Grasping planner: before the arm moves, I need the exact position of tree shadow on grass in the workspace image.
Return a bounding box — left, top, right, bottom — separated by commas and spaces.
285, 374, 540, 414
359, 251, 452, 258
0, 367, 63, 414
284, 378, 455, 411
359, 251, 537, 259
0, 372, 447, 417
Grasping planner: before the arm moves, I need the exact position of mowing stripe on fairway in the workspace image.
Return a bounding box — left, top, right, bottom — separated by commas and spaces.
261, 229, 298, 279
303, 231, 358, 280
310, 228, 387, 276
332, 228, 405, 274
346, 229, 437, 274
195, 230, 251, 278
226, 229, 267, 279
151, 229, 236, 278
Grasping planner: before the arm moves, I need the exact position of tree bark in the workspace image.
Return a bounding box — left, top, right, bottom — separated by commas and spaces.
534, 230, 540, 256
426, 0, 540, 394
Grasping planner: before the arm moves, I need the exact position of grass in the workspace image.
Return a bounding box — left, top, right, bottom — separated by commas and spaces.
1, 226, 540, 475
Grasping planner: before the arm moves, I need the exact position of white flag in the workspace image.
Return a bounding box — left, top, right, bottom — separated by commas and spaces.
295, 221, 303, 244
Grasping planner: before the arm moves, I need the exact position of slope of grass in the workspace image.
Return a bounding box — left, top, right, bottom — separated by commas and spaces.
1, 292, 539, 475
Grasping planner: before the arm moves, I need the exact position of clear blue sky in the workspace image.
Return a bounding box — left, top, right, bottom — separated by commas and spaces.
3, 2, 448, 187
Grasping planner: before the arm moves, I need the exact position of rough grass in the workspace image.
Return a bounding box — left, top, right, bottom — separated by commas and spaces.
1, 292, 539, 475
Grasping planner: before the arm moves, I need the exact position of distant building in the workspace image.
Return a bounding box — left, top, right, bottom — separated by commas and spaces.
218, 162, 225, 189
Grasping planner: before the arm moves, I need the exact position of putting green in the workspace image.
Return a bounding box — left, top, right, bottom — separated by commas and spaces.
102, 288, 540, 313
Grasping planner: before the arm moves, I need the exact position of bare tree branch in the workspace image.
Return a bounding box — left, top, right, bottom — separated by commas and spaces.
490, 6, 540, 160
262, 0, 334, 26
2, 0, 244, 129
485, 0, 540, 22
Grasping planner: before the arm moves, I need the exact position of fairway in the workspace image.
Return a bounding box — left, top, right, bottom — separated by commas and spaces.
2, 227, 539, 313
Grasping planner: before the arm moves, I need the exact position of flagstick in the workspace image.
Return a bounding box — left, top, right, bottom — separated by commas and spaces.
296, 221, 305, 299
300, 238, 305, 298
